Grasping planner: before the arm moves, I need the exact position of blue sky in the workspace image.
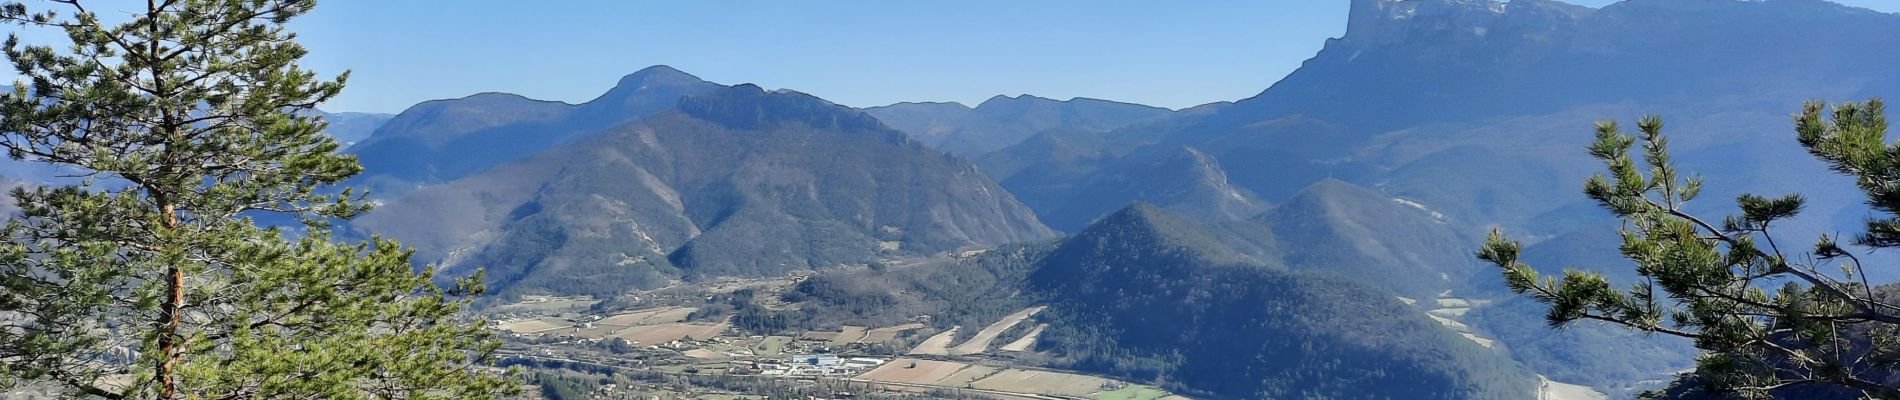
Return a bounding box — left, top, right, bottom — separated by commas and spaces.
7, 1, 1900, 113
288, 1, 1351, 113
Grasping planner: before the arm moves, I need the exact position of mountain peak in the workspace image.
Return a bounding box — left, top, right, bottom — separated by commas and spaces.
1101, 201, 1171, 224
613, 65, 705, 88
975, 94, 1057, 110
384, 91, 566, 129
457, 91, 544, 103
1067, 202, 1254, 266
865, 101, 974, 112
579, 65, 723, 117
1268, 178, 1420, 227
588, 65, 718, 103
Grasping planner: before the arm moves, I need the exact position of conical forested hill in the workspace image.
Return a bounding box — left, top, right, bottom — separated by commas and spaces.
1028, 203, 1538, 399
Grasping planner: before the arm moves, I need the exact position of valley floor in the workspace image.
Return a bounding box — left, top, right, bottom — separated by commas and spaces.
490, 273, 1181, 400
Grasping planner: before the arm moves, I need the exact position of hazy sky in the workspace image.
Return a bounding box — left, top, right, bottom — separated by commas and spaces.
6, 1, 1899, 113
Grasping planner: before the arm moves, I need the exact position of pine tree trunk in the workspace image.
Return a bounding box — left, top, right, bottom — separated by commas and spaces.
148, 1, 181, 394
157, 200, 181, 399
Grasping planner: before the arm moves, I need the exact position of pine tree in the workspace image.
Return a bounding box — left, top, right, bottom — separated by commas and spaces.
0, 1, 516, 398
1480, 100, 1900, 398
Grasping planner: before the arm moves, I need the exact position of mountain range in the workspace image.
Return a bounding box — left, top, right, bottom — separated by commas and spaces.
977, 0, 1900, 236
351, 83, 1053, 297
1, 0, 1893, 398
315, 110, 395, 147
329, 0, 1900, 396
780, 202, 1543, 398
344, 65, 723, 198
863, 95, 1172, 156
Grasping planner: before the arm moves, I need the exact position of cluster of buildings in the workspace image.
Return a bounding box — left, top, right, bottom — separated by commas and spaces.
732, 355, 887, 377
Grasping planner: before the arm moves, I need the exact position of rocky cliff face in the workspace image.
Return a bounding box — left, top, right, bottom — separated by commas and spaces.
1343, 0, 1591, 49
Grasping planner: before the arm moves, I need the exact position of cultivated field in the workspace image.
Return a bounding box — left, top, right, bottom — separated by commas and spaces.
802, 325, 867, 343
860, 323, 925, 343
597, 307, 694, 326
612, 322, 730, 344
971, 369, 1112, 397
753, 336, 793, 356
1094, 385, 1174, 400
682, 349, 724, 359
497, 317, 570, 333
642, 307, 697, 324
998, 324, 1045, 352
906, 327, 960, 355
544, 306, 726, 342
934, 364, 1001, 387
494, 296, 598, 313
855, 358, 1156, 399
571, 323, 624, 338
949, 306, 1044, 355
857, 358, 974, 384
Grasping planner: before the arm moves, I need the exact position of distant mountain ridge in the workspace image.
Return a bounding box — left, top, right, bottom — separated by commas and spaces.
950, 0, 1900, 394
346, 65, 723, 198
959, 0, 1900, 266
863, 94, 1171, 156
0, 84, 393, 184
315, 111, 394, 146
1016, 144, 1266, 232
353, 83, 1054, 297
279, 1, 1900, 396
1000, 0, 1900, 220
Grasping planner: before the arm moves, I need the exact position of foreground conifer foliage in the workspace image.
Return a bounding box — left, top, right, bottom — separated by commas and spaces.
0, 1, 516, 398
1482, 100, 1900, 399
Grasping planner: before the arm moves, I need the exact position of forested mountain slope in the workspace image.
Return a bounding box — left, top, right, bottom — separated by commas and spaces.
1031, 204, 1540, 399
780, 203, 1541, 399
346, 65, 722, 198
944, 2, 1900, 391
354, 84, 1053, 297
